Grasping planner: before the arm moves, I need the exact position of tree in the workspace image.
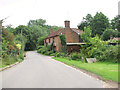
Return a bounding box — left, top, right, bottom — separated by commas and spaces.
37, 35, 47, 46
81, 26, 91, 42
111, 15, 120, 32
80, 27, 108, 59
28, 19, 46, 27
78, 14, 93, 31
91, 12, 110, 36
101, 29, 120, 41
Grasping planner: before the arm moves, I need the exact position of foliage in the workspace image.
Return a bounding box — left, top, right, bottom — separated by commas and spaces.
78, 14, 93, 31
93, 45, 119, 63
55, 52, 61, 57
70, 53, 81, 60
101, 29, 120, 41
2, 26, 25, 67
60, 34, 67, 53
5, 18, 62, 51
37, 36, 47, 46
81, 26, 91, 42
80, 27, 112, 62
91, 12, 110, 36
111, 15, 120, 32
80, 27, 118, 63
28, 19, 46, 27
37, 45, 54, 56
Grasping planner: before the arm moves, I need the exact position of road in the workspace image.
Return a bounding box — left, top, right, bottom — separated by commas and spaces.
2, 51, 103, 88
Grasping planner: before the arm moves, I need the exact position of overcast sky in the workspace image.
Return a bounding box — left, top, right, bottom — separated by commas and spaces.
0, 0, 119, 28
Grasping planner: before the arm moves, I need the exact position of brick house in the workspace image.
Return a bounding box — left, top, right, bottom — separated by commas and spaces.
44, 21, 85, 53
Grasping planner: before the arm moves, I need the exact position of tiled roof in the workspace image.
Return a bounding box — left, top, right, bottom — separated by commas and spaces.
46, 28, 64, 38
71, 28, 84, 34
46, 28, 83, 38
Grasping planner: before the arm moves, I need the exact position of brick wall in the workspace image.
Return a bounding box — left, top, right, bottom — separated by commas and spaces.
60, 27, 79, 43
54, 36, 61, 52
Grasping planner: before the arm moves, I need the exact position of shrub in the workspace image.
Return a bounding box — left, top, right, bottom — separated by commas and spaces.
37, 45, 44, 50
50, 53, 55, 56
93, 45, 118, 63
71, 53, 81, 60
18, 53, 24, 60
44, 51, 50, 55
55, 52, 61, 57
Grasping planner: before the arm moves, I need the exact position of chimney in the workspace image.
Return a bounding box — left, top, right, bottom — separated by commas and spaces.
64, 20, 70, 28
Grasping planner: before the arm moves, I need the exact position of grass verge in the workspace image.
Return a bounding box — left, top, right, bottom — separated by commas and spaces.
53, 57, 119, 83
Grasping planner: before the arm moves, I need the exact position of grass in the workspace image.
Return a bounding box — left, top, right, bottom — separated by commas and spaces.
1, 52, 25, 68
53, 57, 119, 82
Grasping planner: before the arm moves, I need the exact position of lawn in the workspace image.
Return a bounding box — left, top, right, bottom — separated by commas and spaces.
53, 57, 119, 82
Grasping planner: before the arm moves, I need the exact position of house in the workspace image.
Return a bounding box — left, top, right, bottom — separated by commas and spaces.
44, 21, 85, 53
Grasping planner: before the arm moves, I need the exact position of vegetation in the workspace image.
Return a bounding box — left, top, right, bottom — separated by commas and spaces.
111, 15, 120, 31
60, 34, 67, 53
6, 19, 62, 51
78, 12, 120, 38
2, 28, 25, 67
1, 11, 119, 83
53, 57, 119, 82
101, 29, 120, 41
1, 18, 62, 68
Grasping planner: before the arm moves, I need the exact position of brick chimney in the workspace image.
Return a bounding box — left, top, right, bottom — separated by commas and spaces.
64, 20, 70, 28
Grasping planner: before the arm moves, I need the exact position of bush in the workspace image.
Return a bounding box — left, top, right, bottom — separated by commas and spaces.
101, 29, 120, 41
37, 45, 44, 50
18, 53, 24, 60
93, 45, 118, 63
44, 51, 50, 55
55, 52, 61, 57
71, 53, 81, 60
50, 53, 55, 56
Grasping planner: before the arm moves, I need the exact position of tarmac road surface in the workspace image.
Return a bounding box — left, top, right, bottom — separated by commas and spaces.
1, 51, 103, 88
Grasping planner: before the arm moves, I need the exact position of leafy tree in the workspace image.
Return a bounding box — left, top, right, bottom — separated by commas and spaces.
28, 19, 46, 27
101, 29, 120, 41
37, 35, 47, 46
111, 15, 120, 32
80, 27, 108, 58
78, 14, 93, 31
81, 26, 91, 42
91, 12, 110, 36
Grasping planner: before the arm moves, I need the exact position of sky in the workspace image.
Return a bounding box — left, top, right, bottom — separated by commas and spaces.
0, 0, 119, 28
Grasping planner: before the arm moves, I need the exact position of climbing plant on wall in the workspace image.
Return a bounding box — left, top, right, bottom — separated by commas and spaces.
60, 34, 67, 53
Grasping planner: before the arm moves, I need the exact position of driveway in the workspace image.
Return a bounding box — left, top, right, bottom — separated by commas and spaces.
1, 51, 103, 88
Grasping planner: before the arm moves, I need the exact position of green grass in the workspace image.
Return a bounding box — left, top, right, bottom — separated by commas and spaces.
53, 57, 119, 82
